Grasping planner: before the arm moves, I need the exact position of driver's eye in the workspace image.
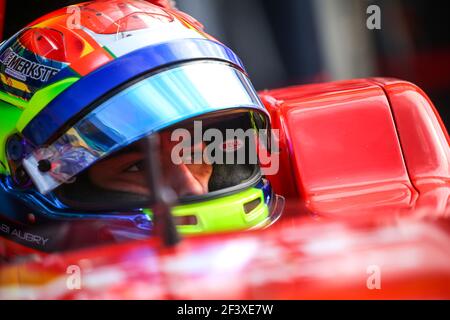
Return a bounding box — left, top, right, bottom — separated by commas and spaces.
125, 160, 145, 173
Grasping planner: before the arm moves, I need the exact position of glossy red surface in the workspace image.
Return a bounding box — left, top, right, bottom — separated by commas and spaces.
18, 0, 205, 76
371, 78, 450, 219
1, 78, 449, 299
79, 1, 174, 34
371, 79, 450, 190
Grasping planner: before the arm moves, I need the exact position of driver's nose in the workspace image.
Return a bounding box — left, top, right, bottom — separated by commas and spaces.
163, 161, 206, 197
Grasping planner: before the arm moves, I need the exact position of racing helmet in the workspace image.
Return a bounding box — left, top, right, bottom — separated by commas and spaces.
0, 0, 284, 252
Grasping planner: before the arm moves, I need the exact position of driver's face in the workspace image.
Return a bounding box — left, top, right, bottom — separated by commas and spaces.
88, 131, 213, 197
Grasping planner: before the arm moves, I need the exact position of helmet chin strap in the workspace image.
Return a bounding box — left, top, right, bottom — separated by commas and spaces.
144, 134, 181, 247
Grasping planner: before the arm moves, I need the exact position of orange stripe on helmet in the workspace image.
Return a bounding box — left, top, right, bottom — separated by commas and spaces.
70, 48, 115, 76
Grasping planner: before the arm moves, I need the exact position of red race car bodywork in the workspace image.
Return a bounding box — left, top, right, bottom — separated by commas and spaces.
0, 77, 449, 299
262, 78, 449, 217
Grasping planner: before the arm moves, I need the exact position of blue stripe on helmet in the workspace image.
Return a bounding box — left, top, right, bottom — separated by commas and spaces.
22, 38, 245, 146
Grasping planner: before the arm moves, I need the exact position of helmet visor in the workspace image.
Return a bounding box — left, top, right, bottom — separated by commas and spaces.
22, 61, 269, 198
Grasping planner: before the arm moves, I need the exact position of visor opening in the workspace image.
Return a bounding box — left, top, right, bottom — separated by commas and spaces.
243, 197, 261, 214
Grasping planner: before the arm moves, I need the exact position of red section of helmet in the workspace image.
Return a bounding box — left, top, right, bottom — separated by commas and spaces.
70, 47, 114, 76
146, 0, 174, 9
173, 10, 205, 31
18, 28, 85, 63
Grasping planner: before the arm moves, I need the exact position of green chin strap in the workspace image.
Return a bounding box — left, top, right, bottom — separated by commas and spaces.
143, 187, 270, 235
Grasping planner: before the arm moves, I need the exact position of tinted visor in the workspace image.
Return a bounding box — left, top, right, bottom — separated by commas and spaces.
52, 110, 267, 211
23, 61, 269, 195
